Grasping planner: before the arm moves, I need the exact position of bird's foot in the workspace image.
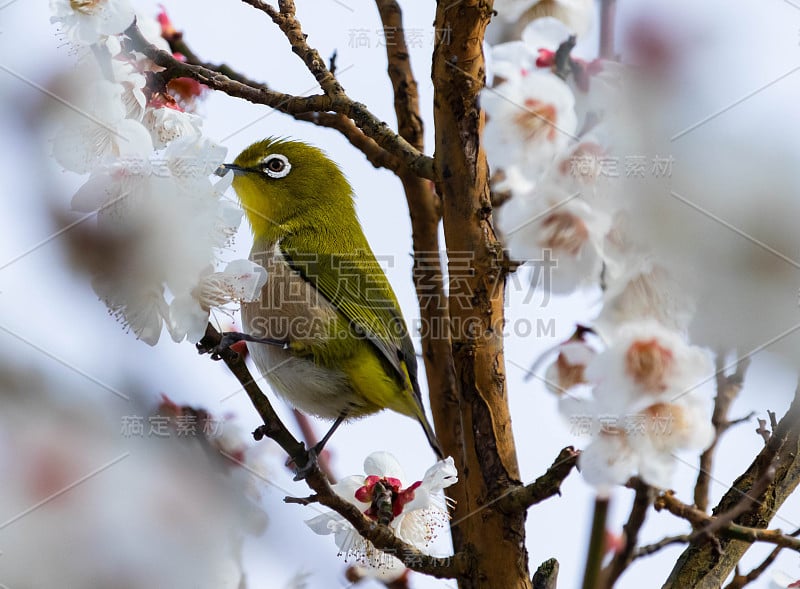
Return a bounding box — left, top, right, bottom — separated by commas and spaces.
196, 331, 245, 360
197, 331, 287, 360
288, 445, 321, 482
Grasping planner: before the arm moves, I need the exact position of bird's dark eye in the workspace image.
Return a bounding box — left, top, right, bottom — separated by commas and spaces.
266, 158, 284, 172
259, 153, 291, 179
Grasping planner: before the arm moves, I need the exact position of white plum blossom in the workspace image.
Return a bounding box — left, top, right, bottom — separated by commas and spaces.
137, 9, 172, 52
544, 337, 596, 395
59, 81, 254, 345
483, 70, 578, 179
493, 0, 593, 36
585, 320, 712, 411
559, 320, 714, 491
492, 165, 536, 196
489, 19, 578, 86
305, 452, 457, 572
47, 8, 256, 348
520, 16, 576, 56
211, 195, 245, 248
93, 278, 170, 345
547, 138, 612, 199
574, 396, 714, 491
484, 0, 718, 499
491, 18, 622, 125
111, 59, 147, 120
497, 184, 611, 294
52, 80, 152, 174
169, 260, 267, 343
489, 40, 541, 86
49, 0, 134, 45
143, 107, 204, 150
594, 258, 695, 340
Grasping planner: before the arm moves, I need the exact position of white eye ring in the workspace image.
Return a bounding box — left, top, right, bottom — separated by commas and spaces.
260, 153, 291, 178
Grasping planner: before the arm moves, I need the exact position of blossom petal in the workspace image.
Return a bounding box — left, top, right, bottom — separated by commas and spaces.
403, 456, 457, 513
331, 475, 370, 509
363, 451, 405, 481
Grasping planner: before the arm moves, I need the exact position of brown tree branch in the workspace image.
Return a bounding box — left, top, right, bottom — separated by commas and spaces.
373, 1, 458, 503
582, 497, 610, 589
495, 447, 580, 513
532, 558, 560, 589
724, 528, 800, 589
197, 324, 469, 578
693, 460, 776, 540
695, 356, 750, 512
601, 478, 655, 587
123, 21, 435, 180
293, 111, 403, 172
632, 534, 689, 559
161, 24, 406, 174
655, 490, 800, 552
375, 0, 425, 149
663, 382, 800, 587
432, 1, 531, 587
240, 0, 343, 97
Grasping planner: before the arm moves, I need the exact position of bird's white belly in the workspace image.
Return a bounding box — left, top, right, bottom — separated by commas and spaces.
245, 340, 353, 419
241, 240, 359, 419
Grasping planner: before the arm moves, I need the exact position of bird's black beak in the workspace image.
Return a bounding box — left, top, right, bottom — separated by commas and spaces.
215, 163, 249, 177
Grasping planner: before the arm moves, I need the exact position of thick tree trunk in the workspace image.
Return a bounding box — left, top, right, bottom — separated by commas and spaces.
374, 1, 460, 477
432, 2, 531, 587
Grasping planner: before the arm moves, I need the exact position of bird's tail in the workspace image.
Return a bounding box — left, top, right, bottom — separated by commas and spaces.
417, 411, 445, 460
408, 376, 445, 460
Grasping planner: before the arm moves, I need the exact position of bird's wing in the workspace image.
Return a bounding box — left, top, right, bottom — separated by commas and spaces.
278, 238, 419, 390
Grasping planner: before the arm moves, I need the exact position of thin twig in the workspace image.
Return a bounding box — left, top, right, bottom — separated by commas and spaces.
633, 534, 689, 559
284, 495, 320, 506
495, 447, 580, 513
375, 0, 425, 149
123, 21, 436, 180
197, 324, 469, 578
601, 478, 655, 586
695, 356, 750, 512
293, 111, 403, 172
240, 0, 343, 96
655, 490, 800, 552
582, 497, 610, 589
162, 26, 405, 173
698, 461, 776, 539
724, 527, 800, 588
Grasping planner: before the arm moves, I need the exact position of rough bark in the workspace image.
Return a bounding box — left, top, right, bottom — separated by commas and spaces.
374, 1, 460, 478
662, 386, 800, 588
432, 1, 530, 587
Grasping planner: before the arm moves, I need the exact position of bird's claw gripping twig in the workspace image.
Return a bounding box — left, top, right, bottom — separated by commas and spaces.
196, 331, 245, 360
196, 331, 288, 360
288, 445, 320, 481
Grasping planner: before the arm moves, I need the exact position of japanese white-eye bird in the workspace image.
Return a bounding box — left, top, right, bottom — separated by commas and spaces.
219, 138, 443, 461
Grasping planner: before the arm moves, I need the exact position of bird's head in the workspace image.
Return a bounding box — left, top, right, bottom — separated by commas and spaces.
220, 138, 354, 239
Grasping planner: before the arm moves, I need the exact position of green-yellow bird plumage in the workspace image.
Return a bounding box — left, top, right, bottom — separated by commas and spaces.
226, 138, 442, 458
